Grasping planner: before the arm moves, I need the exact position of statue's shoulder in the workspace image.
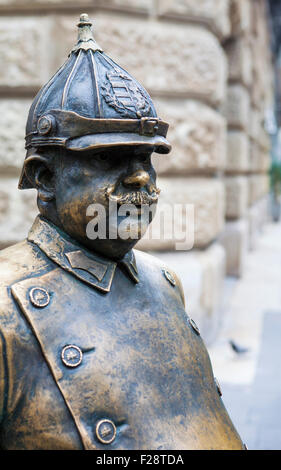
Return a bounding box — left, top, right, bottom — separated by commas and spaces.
0, 240, 51, 325
0, 240, 52, 416
133, 249, 186, 307
0, 239, 49, 288
133, 248, 173, 272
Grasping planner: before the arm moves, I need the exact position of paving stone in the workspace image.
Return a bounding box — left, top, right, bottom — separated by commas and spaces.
220, 313, 281, 450
208, 222, 281, 450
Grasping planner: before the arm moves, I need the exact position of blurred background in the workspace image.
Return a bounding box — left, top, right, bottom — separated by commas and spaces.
0, 0, 281, 450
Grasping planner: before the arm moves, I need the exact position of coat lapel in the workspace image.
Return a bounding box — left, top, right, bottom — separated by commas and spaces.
27, 216, 139, 290
11, 267, 114, 450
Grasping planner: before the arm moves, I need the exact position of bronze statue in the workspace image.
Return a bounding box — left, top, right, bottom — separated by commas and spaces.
0, 14, 244, 450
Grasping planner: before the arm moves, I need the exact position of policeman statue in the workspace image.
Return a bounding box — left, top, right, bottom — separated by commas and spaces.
0, 15, 244, 450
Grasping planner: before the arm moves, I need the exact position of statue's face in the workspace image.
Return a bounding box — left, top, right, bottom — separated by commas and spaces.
54, 146, 159, 259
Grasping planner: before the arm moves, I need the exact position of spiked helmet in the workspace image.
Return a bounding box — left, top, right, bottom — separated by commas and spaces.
19, 14, 171, 189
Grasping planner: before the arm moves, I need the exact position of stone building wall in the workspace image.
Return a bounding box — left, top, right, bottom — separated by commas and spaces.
0, 0, 273, 344
220, 0, 273, 278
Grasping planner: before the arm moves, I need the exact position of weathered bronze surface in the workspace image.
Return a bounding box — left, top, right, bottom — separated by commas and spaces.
0, 14, 244, 450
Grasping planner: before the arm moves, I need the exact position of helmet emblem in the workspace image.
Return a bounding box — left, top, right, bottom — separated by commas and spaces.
101, 68, 152, 118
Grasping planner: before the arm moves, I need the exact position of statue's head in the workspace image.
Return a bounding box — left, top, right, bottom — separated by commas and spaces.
19, 14, 171, 259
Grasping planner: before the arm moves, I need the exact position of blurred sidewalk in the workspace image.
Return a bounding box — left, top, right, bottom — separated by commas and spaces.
208, 220, 281, 450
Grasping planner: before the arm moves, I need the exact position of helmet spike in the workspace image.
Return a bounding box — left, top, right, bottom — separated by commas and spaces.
71, 13, 103, 54
78, 13, 92, 26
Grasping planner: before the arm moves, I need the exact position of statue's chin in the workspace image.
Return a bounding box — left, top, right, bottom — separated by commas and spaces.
54, 209, 150, 259
86, 220, 148, 259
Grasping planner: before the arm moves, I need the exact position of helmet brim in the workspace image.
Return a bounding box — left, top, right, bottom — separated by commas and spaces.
66, 132, 171, 155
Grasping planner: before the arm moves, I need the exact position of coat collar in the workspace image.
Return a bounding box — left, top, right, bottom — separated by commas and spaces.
28, 216, 139, 293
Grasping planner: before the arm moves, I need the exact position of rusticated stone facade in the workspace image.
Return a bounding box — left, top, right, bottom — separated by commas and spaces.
55, 14, 227, 106
220, 0, 273, 277
0, 0, 273, 344
152, 99, 226, 175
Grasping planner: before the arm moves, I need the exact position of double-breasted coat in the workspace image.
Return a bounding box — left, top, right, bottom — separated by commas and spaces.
0, 216, 243, 450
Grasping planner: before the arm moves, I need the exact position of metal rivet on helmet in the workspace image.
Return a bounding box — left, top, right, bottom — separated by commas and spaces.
37, 115, 55, 136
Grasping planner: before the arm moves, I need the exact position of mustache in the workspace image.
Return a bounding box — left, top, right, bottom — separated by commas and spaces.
105, 184, 161, 206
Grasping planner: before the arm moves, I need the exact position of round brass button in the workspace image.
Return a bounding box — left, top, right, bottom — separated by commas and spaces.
61, 345, 83, 368
29, 287, 50, 308
96, 419, 116, 445
189, 318, 200, 335
163, 269, 176, 287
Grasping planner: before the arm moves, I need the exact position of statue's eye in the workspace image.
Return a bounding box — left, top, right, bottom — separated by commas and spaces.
90, 153, 110, 165
139, 154, 150, 164
98, 153, 108, 161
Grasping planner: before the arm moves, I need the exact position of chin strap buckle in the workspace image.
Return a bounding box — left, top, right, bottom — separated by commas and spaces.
139, 117, 159, 137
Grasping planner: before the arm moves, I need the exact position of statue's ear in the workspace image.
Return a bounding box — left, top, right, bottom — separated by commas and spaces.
23, 151, 55, 202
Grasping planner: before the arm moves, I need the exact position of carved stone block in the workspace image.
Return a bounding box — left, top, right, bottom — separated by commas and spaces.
249, 6, 274, 110
0, 0, 92, 4
250, 142, 262, 174
248, 197, 270, 250
222, 84, 250, 131
259, 174, 270, 200
0, 178, 37, 249
225, 176, 248, 220
225, 37, 252, 88
249, 107, 261, 142
0, 99, 31, 172
250, 143, 271, 173
137, 177, 225, 251
226, 131, 249, 174
96, 0, 152, 12
249, 110, 270, 152
157, 0, 231, 39
152, 99, 226, 175
219, 218, 249, 278
0, 17, 50, 87
260, 151, 270, 173
249, 174, 269, 206
54, 14, 227, 106
230, 0, 252, 36
258, 128, 271, 152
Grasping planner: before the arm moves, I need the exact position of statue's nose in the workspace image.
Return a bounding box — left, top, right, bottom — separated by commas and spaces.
123, 170, 150, 189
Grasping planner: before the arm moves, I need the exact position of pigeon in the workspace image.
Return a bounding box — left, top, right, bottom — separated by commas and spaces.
229, 339, 249, 354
